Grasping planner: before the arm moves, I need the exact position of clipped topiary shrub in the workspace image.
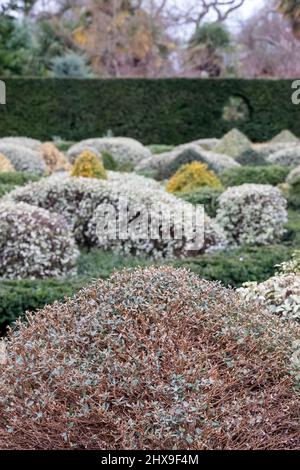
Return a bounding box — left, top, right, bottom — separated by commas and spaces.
267, 146, 300, 167
0, 136, 42, 151
287, 165, 300, 194
101, 151, 117, 171
0, 143, 46, 176
68, 137, 151, 166
177, 187, 223, 217
213, 128, 252, 159
220, 165, 290, 187
0, 266, 300, 450
40, 142, 71, 173
216, 184, 288, 246
0, 153, 14, 173
6, 173, 227, 257
236, 148, 269, 166
71, 150, 107, 179
147, 144, 175, 154
239, 252, 300, 322
271, 130, 299, 144
167, 162, 221, 193
0, 201, 79, 279
140, 145, 240, 181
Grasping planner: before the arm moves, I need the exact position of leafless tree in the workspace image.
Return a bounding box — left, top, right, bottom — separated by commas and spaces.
238, 3, 300, 78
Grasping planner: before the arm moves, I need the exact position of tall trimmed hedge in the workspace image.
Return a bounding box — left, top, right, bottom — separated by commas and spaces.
0, 78, 299, 144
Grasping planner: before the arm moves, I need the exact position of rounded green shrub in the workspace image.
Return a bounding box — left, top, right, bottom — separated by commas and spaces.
177, 187, 223, 217
220, 165, 290, 187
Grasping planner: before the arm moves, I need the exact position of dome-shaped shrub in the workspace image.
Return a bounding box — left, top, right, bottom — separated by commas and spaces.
239, 253, 300, 322
167, 162, 221, 193
0, 267, 299, 449
0, 202, 79, 279
0, 143, 46, 176
267, 146, 300, 167
0, 136, 42, 151
0, 153, 14, 173
137, 145, 239, 180
40, 142, 71, 173
71, 150, 107, 179
6, 173, 227, 257
68, 137, 151, 166
216, 184, 288, 246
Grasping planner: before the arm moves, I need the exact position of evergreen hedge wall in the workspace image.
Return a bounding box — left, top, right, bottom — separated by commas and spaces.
0, 78, 299, 144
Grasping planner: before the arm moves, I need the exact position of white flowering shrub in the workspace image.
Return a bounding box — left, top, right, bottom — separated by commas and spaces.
0, 137, 42, 151
68, 137, 151, 166
6, 173, 227, 258
239, 273, 300, 323
216, 184, 288, 246
267, 146, 300, 167
0, 143, 46, 176
0, 202, 79, 279
136, 144, 239, 180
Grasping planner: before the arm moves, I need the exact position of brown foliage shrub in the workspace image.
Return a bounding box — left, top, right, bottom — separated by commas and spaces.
0, 266, 300, 450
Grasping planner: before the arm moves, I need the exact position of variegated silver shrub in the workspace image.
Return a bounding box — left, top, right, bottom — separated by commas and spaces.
216, 184, 288, 246
0, 143, 46, 176
136, 143, 240, 180
0, 136, 42, 151
239, 252, 300, 322
5, 173, 227, 258
267, 145, 300, 167
68, 137, 151, 165
0, 201, 79, 279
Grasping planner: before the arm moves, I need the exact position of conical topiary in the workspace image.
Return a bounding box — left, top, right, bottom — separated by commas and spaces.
213, 128, 251, 159
71, 150, 107, 179
271, 130, 299, 144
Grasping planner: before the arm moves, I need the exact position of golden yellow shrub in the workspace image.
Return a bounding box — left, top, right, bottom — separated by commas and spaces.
0, 153, 15, 173
71, 150, 107, 179
41, 142, 71, 173
167, 161, 221, 193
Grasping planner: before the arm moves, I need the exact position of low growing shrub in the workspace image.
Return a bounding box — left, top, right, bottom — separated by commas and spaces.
177, 187, 223, 217
220, 165, 290, 187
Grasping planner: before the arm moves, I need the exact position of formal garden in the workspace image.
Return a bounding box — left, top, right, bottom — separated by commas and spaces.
2, 0, 300, 453
0, 121, 300, 449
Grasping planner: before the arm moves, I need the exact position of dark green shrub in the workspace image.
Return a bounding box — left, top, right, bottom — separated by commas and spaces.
0, 172, 41, 197
174, 245, 295, 287
178, 187, 223, 217
101, 150, 117, 170
0, 172, 40, 185
236, 148, 269, 166
0, 250, 154, 332
220, 165, 290, 187
147, 144, 175, 154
